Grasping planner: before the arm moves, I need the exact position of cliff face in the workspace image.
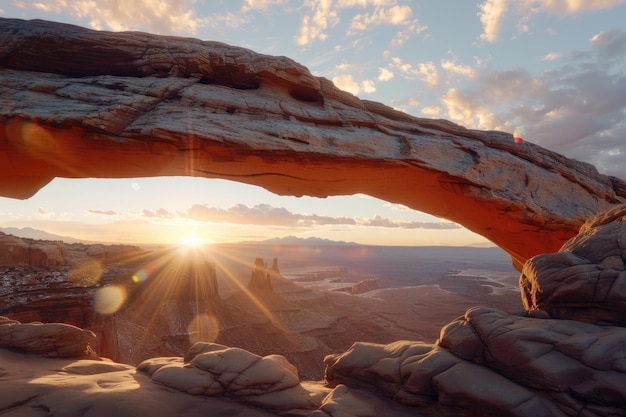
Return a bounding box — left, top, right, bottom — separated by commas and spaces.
1, 18, 625, 269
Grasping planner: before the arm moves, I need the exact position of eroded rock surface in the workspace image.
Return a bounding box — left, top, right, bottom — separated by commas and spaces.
0, 315, 96, 358
1, 18, 625, 268
139, 342, 320, 410
521, 203, 626, 325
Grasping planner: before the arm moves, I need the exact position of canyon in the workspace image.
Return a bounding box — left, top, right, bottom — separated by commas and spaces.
1, 18, 626, 416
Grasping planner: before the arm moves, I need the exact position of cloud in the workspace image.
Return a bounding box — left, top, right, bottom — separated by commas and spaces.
477, 0, 626, 43
242, 0, 289, 12
16, 0, 212, 35
179, 203, 457, 230
36, 208, 53, 219
143, 208, 176, 218
478, 0, 508, 43
439, 30, 626, 178
357, 215, 460, 229
539, 52, 563, 61
378, 67, 394, 81
348, 4, 413, 33
87, 209, 118, 216
332, 74, 376, 95
389, 57, 440, 88
441, 58, 476, 80
295, 1, 423, 46
389, 20, 427, 48
421, 105, 442, 117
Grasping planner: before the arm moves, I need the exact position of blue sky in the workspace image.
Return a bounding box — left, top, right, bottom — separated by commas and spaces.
1, 0, 625, 246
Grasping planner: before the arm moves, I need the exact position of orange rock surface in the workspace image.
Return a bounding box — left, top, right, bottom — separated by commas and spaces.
1, 18, 625, 269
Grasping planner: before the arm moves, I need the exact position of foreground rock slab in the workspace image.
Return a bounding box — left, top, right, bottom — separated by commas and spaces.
324, 307, 626, 417
1, 18, 625, 268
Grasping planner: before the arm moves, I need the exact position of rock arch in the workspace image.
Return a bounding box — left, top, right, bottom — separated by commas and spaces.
1, 18, 625, 269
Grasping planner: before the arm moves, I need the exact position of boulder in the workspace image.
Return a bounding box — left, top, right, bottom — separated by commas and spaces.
520, 203, 626, 325
138, 342, 318, 410
1, 18, 625, 269
0, 315, 96, 358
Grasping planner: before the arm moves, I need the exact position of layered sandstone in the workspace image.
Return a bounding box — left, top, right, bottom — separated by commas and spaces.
1, 18, 625, 269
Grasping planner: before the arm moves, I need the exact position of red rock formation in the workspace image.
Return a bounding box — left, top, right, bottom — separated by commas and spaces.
1, 18, 624, 269
249, 258, 275, 290
520, 203, 626, 325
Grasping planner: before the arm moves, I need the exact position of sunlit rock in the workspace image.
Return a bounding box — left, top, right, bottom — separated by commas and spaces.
139, 342, 318, 410
1, 18, 625, 269
0, 316, 96, 358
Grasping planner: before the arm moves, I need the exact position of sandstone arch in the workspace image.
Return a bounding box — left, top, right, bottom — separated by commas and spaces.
1, 18, 624, 269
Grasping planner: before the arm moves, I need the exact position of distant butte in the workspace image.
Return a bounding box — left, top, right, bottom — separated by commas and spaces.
1, 18, 625, 269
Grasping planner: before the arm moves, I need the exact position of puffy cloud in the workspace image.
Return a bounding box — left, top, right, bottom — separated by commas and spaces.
477, 0, 626, 43
378, 67, 394, 81
295, 0, 423, 46
389, 20, 427, 48
332, 74, 376, 95
478, 0, 508, 43
421, 105, 442, 117
295, 0, 338, 45
348, 4, 412, 33
441, 59, 476, 79
439, 30, 626, 178
15, 0, 214, 35
389, 57, 440, 88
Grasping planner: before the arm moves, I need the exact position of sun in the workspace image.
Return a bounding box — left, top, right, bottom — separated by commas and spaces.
178, 234, 206, 247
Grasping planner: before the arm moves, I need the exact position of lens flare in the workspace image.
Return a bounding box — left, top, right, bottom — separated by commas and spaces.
513, 127, 524, 144
187, 313, 220, 344
94, 285, 126, 314
132, 269, 148, 283
69, 258, 103, 286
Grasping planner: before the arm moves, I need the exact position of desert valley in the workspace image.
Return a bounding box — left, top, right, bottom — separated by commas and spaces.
0, 230, 521, 379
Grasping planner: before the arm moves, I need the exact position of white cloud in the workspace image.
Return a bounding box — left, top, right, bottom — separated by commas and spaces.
15, 0, 215, 35
348, 4, 412, 33
332, 73, 376, 95
389, 57, 440, 88
295, 0, 338, 45
389, 20, 427, 48
378, 67, 394, 81
477, 0, 626, 43
241, 0, 289, 12
295, 1, 424, 46
441, 59, 476, 79
439, 30, 626, 178
478, 0, 508, 43
539, 52, 562, 61
421, 105, 441, 117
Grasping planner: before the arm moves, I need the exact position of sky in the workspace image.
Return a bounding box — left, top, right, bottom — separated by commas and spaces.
1, 0, 625, 247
